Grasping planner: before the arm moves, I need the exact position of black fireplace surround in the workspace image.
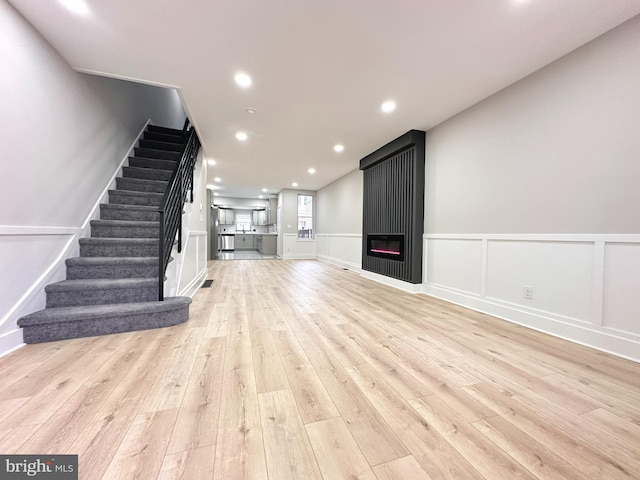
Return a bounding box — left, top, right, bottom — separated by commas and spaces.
360, 130, 425, 284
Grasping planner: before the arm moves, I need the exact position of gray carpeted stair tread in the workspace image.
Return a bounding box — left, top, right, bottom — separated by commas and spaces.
108, 189, 164, 207
19, 297, 191, 325
90, 219, 159, 238
147, 125, 183, 136
143, 131, 182, 144
139, 139, 183, 152
100, 204, 159, 222
18, 297, 191, 343
128, 157, 177, 171
45, 278, 157, 307
134, 147, 181, 161
123, 166, 172, 181
46, 278, 157, 292
66, 256, 157, 280
116, 177, 168, 194
80, 237, 159, 257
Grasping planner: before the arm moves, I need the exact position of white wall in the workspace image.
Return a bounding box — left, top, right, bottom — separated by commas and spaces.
316, 168, 363, 270
423, 16, 640, 361
0, 1, 186, 354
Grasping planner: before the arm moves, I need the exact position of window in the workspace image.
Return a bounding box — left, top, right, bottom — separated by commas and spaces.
236, 212, 251, 232
297, 195, 314, 239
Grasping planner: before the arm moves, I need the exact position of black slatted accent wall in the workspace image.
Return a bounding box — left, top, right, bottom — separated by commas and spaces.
360, 130, 425, 284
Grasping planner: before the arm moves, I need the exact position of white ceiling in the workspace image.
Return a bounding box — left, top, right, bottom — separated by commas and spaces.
9, 0, 640, 199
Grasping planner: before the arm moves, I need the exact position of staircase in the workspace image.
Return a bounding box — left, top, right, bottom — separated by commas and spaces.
17, 125, 193, 343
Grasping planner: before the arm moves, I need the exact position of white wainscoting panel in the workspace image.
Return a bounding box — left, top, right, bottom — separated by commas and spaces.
486, 240, 594, 323
282, 234, 316, 259
177, 231, 208, 298
423, 234, 640, 362
316, 233, 362, 271
426, 238, 483, 295
603, 243, 640, 335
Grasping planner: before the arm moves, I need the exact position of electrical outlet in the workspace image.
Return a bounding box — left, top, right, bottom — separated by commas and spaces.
523, 286, 533, 300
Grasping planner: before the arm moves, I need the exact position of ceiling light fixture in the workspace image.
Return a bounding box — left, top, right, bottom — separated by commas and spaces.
207, 159, 217, 166
308, 168, 316, 174
381, 100, 396, 113
333, 144, 344, 153
246, 108, 256, 115
214, 177, 221, 182
235, 131, 248, 141
213, 192, 219, 196
259, 195, 264, 199
234, 72, 252, 88
60, 0, 90, 15
292, 182, 298, 187
262, 188, 268, 193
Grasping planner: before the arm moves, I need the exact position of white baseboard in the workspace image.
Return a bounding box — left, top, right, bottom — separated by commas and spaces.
0, 329, 25, 358
424, 283, 640, 363
361, 270, 423, 294
179, 267, 208, 298
282, 254, 317, 260
317, 254, 361, 273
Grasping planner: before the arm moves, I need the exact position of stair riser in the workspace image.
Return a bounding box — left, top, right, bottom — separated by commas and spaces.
147, 125, 183, 136
143, 131, 182, 144
46, 286, 157, 308
100, 206, 159, 222
108, 191, 162, 207
91, 224, 159, 239
116, 177, 167, 194
134, 147, 180, 161
123, 167, 173, 181
80, 243, 158, 257
129, 157, 176, 171
21, 306, 189, 343
139, 139, 182, 152
67, 264, 158, 280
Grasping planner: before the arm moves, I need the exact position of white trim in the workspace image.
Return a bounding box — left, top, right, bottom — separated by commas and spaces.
74, 68, 181, 90
179, 268, 208, 298
425, 233, 640, 243
591, 241, 605, 327
0, 226, 82, 236
0, 329, 25, 359
317, 233, 362, 238
422, 283, 640, 363
176, 230, 208, 298
361, 270, 423, 294
317, 254, 361, 272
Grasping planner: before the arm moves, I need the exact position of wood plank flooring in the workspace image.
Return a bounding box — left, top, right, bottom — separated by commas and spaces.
1, 259, 639, 479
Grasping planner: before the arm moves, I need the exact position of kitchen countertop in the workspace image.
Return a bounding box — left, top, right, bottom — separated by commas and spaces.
220, 232, 277, 236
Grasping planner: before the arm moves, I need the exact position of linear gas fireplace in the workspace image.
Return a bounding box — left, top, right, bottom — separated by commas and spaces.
367, 234, 405, 262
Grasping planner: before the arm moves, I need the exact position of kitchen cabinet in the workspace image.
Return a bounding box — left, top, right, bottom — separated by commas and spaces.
257, 234, 277, 255
235, 234, 256, 250
252, 209, 267, 226
219, 209, 235, 225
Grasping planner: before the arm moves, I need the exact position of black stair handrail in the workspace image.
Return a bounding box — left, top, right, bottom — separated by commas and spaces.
158, 121, 201, 300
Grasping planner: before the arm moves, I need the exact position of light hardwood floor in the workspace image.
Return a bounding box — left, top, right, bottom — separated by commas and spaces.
1, 259, 639, 479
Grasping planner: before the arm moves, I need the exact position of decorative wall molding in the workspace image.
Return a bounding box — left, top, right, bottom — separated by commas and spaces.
177, 230, 208, 298
423, 233, 640, 362
282, 233, 317, 259
316, 233, 362, 271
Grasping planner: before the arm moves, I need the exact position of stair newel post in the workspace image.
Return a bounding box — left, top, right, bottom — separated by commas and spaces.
158, 208, 165, 301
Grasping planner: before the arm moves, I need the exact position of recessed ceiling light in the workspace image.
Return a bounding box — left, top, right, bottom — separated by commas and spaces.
207, 159, 217, 166
333, 144, 344, 153
292, 182, 298, 187
259, 195, 264, 199
234, 72, 252, 88
246, 108, 256, 115
213, 192, 219, 196
308, 168, 316, 174
262, 188, 268, 193
381, 100, 396, 113
214, 177, 221, 182
60, 0, 89, 15
235, 131, 248, 141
